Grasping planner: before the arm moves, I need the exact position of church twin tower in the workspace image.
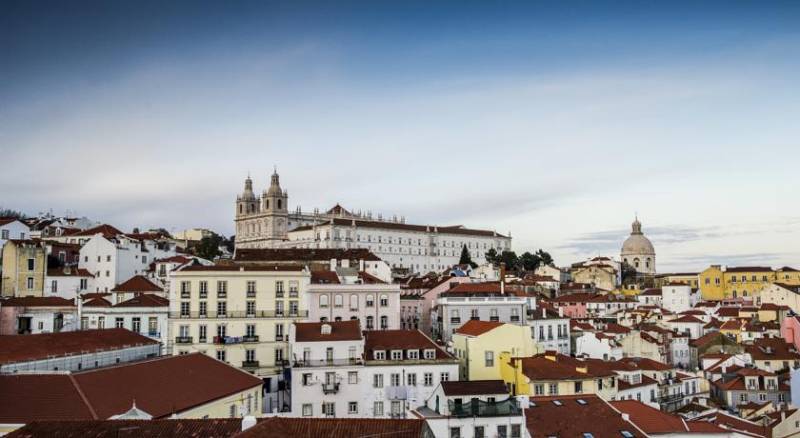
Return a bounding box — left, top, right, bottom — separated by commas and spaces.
235, 170, 289, 247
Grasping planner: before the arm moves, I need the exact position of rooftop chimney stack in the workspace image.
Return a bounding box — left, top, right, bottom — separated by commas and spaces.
500, 263, 506, 294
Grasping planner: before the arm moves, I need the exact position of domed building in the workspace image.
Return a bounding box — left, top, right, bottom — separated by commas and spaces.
621, 217, 656, 275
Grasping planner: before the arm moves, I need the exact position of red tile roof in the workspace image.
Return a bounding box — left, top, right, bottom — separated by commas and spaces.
179, 264, 305, 272
46, 268, 94, 277
746, 337, 800, 361
364, 330, 452, 360
114, 294, 169, 308
6, 419, 242, 437
71, 224, 124, 239
357, 271, 386, 284
441, 380, 509, 396
0, 328, 158, 365
515, 354, 615, 380
0, 353, 262, 423
310, 270, 340, 284
0, 296, 75, 307
237, 417, 428, 438
441, 281, 525, 297
294, 320, 362, 342
111, 275, 163, 293
526, 395, 643, 437
690, 331, 724, 348
669, 315, 705, 324
83, 297, 112, 307
454, 320, 505, 336
690, 411, 767, 437
612, 400, 725, 434
726, 266, 773, 273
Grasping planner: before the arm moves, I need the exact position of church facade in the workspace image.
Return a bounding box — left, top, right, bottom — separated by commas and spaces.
234, 171, 512, 273
620, 217, 656, 275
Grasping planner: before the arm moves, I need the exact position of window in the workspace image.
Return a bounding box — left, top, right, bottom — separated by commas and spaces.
534, 384, 544, 395
350, 294, 358, 310
485, 351, 494, 367
51, 280, 57, 292
374, 401, 384, 417
575, 381, 583, 393
450, 427, 461, 438
27, 258, 35, 270
548, 383, 558, 395
374, 374, 384, 388
474, 426, 485, 438
322, 402, 335, 417
26, 277, 34, 289
424, 373, 433, 386
276, 301, 284, 316
759, 393, 767, 401
289, 300, 298, 316
217, 350, 226, 362
302, 404, 312, 416
497, 425, 508, 438
180, 301, 190, 317
246, 301, 256, 316
131, 317, 141, 333
217, 301, 227, 316
366, 295, 375, 307
391, 401, 401, 415
217, 281, 227, 297
115, 317, 124, 328
199, 301, 207, 316
440, 372, 450, 382
246, 349, 256, 362
334, 294, 343, 307
366, 316, 374, 330
349, 371, 358, 384
424, 349, 436, 360
98, 316, 105, 329
380, 294, 388, 307
199, 325, 207, 342
740, 394, 747, 402
348, 402, 358, 414
247, 281, 256, 295
199, 281, 208, 297
229, 404, 236, 418
407, 373, 417, 386
320, 295, 329, 308
511, 424, 521, 438
391, 373, 401, 386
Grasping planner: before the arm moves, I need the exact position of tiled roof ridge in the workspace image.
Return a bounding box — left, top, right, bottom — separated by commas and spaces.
68, 373, 99, 420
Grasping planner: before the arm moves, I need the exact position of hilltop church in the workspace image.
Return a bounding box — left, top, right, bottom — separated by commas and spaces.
234, 170, 512, 273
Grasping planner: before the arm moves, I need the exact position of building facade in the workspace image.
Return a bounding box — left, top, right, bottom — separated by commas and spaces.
620, 217, 656, 275
233, 171, 512, 273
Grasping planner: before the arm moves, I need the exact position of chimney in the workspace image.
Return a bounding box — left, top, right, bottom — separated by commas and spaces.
542, 308, 546, 318
559, 307, 564, 318
330, 258, 337, 271
781, 410, 787, 421
241, 416, 257, 431
500, 263, 506, 294
622, 413, 630, 422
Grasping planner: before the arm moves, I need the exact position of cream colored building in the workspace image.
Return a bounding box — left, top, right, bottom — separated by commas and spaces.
620, 217, 656, 275
759, 283, 800, 313
173, 228, 215, 242
1, 239, 47, 297
169, 263, 311, 413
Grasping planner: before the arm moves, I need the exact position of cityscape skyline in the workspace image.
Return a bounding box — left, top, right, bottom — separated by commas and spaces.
2, 1, 799, 272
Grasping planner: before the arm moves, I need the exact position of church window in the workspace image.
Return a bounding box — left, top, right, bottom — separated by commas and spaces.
319, 295, 329, 308
265, 200, 269, 209
278, 199, 282, 209
239, 205, 243, 214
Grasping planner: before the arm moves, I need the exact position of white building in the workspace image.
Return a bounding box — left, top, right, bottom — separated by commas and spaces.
44, 266, 94, 300
620, 217, 656, 275
79, 231, 177, 293
289, 321, 459, 420
80, 293, 170, 347
435, 282, 528, 343
0, 218, 29, 251
233, 171, 512, 273
662, 284, 698, 314
575, 332, 624, 361
528, 307, 571, 355
411, 380, 525, 438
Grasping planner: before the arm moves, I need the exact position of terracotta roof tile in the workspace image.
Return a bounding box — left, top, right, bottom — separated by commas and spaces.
454, 320, 505, 336
441, 380, 509, 396
611, 400, 720, 434
1, 296, 75, 307
310, 270, 340, 284
364, 330, 451, 361
294, 320, 362, 342
237, 417, 428, 438
114, 294, 169, 308
0, 328, 158, 365
6, 419, 242, 438
111, 275, 163, 293
526, 394, 643, 437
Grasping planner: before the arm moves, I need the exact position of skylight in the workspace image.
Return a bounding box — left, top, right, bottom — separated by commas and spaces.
621, 431, 635, 437
576, 399, 587, 405
552, 400, 563, 406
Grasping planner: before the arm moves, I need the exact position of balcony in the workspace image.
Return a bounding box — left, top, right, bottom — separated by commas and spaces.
510, 316, 520, 322
217, 292, 227, 299
448, 398, 522, 418
175, 336, 193, 344
147, 331, 160, 338
490, 316, 500, 322
275, 334, 284, 342
276, 290, 284, 298
322, 382, 340, 394
243, 335, 259, 343
293, 358, 364, 368
242, 360, 260, 369
247, 291, 256, 298
170, 310, 309, 319
658, 392, 685, 404
450, 318, 461, 324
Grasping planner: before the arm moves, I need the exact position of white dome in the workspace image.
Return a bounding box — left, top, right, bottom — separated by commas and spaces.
621, 218, 655, 256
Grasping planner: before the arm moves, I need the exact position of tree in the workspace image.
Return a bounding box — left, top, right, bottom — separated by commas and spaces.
195, 234, 223, 260
484, 248, 499, 265
458, 245, 477, 268
535, 249, 554, 267
519, 251, 541, 271
499, 250, 520, 272
0, 208, 26, 219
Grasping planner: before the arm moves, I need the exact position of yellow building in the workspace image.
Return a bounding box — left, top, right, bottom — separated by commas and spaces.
571, 263, 617, 292
452, 320, 538, 381
499, 351, 617, 400
776, 267, 800, 286
1, 239, 47, 297
654, 273, 699, 288
698, 265, 777, 301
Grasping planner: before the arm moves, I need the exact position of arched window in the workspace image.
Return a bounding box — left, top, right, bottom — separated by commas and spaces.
366, 316, 374, 329
334, 316, 342, 322
350, 294, 358, 310
334, 294, 343, 307
265, 200, 269, 209
645, 258, 651, 268
634, 258, 640, 268
366, 295, 375, 307
278, 199, 282, 209
239, 205, 243, 214
380, 316, 388, 330
379, 294, 388, 307
319, 295, 329, 308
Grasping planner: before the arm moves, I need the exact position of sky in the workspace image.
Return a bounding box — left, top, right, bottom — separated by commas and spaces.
1, 1, 799, 272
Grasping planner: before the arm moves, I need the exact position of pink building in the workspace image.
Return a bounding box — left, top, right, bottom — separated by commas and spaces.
399, 275, 472, 335
0, 296, 76, 334
549, 292, 591, 318
781, 315, 800, 351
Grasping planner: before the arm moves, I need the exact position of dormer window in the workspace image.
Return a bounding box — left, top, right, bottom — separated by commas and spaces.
374, 350, 386, 360
407, 350, 419, 360
321, 324, 332, 335
424, 349, 436, 360
391, 350, 402, 360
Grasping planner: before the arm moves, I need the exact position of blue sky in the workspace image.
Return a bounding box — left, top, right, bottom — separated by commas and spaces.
1, 1, 799, 271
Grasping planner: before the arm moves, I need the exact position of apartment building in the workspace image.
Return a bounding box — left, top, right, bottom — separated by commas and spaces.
169, 263, 311, 413
307, 269, 401, 330
435, 282, 528, 343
